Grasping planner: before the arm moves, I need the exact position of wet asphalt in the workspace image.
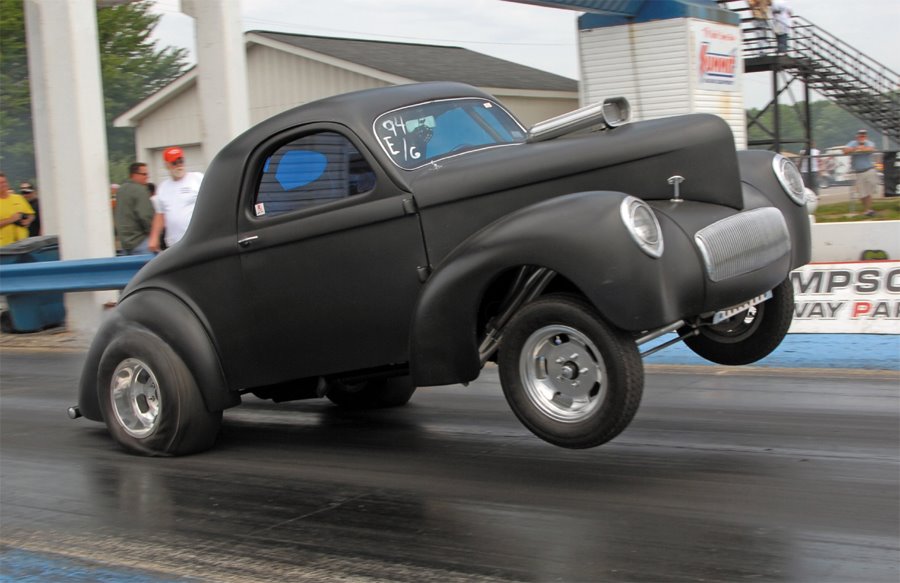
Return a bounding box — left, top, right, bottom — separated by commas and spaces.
1, 349, 898, 582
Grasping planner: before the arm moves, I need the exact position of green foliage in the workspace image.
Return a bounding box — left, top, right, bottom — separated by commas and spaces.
747, 99, 892, 153
108, 158, 133, 186
0, 0, 187, 185
815, 198, 900, 222
96, 1, 188, 168
0, 0, 33, 183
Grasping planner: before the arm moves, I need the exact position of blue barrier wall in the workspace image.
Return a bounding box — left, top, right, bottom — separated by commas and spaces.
0, 255, 152, 294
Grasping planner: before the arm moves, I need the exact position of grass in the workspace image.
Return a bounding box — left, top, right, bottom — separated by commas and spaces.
814, 197, 900, 222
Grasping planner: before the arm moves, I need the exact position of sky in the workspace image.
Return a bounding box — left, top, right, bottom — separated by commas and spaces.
148, 0, 900, 109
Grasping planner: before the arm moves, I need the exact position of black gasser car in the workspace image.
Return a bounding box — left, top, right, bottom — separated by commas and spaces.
74, 82, 811, 456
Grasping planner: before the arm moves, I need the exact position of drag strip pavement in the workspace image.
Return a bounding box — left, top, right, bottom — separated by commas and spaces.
1, 351, 898, 582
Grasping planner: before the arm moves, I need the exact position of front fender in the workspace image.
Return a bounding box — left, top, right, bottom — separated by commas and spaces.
737, 149, 812, 268
410, 191, 703, 386
77, 289, 239, 421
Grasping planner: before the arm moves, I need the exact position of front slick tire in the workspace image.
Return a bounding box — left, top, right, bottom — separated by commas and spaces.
683, 278, 794, 366
498, 295, 643, 449
98, 328, 221, 456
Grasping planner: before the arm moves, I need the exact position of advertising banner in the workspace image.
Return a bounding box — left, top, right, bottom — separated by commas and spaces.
789, 261, 900, 334
691, 20, 739, 91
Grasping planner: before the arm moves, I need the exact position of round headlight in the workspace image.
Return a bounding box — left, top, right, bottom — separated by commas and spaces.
620, 196, 663, 258
773, 154, 806, 205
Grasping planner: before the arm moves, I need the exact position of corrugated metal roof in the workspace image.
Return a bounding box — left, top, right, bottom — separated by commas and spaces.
251, 31, 577, 92
504, 0, 644, 16
505, 0, 739, 26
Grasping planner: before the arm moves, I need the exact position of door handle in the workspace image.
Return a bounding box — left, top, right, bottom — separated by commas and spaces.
238, 235, 259, 248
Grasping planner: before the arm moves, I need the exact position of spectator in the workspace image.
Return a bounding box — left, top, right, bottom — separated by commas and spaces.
146, 182, 165, 250
148, 147, 203, 252
771, 0, 791, 53
748, 0, 771, 50
18, 181, 40, 237
0, 172, 35, 246
843, 129, 878, 217
799, 142, 820, 191
114, 162, 154, 255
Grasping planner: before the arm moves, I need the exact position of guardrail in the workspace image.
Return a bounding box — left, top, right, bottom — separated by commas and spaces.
0, 255, 153, 295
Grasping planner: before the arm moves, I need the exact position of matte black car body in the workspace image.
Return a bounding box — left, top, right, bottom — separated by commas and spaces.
77, 82, 810, 455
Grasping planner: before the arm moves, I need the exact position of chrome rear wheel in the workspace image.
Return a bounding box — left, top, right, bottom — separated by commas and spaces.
110, 358, 161, 438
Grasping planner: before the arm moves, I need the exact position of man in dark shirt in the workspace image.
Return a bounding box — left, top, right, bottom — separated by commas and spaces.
18, 182, 40, 237
114, 162, 154, 254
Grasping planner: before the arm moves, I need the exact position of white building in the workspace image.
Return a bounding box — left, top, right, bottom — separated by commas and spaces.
115, 31, 579, 179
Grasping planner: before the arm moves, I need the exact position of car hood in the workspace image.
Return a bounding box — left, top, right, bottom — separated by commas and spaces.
408, 113, 743, 210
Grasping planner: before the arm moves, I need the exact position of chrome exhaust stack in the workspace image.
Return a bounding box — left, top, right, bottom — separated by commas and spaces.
526, 97, 631, 143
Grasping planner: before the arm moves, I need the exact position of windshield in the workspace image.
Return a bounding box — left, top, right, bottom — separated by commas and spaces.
373, 98, 526, 170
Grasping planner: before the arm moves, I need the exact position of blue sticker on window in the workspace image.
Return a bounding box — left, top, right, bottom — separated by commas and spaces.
275, 150, 328, 190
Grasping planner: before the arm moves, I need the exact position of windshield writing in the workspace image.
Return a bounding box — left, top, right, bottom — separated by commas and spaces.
374, 98, 525, 170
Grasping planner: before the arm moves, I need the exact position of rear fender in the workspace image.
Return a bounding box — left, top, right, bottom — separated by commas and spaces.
77, 289, 238, 421
410, 191, 700, 386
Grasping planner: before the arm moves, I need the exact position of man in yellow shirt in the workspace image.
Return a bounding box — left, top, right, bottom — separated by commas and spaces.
0, 172, 35, 246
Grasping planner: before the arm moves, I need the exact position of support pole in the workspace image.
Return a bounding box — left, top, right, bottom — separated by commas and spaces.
772, 61, 780, 152
803, 70, 815, 192
181, 0, 249, 165
24, 0, 117, 336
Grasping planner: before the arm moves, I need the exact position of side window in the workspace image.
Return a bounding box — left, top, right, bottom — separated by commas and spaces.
254, 131, 376, 218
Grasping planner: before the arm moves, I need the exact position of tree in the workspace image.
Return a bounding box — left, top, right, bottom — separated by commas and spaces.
746, 103, 807, 152
0, 0, 188, 185
0, 0, 33, 184
96, 1, 188, 172
747, 99, 892, 153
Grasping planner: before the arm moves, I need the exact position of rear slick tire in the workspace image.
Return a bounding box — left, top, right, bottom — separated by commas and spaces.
97, 328, 221, 456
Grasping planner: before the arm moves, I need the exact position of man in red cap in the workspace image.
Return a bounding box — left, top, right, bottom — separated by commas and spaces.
148, 146, 204, 251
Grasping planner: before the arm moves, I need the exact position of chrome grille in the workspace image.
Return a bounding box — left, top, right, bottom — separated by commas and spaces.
694, 208, 791, 282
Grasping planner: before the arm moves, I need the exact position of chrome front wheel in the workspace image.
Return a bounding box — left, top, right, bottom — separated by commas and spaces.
519, 325, 607, 423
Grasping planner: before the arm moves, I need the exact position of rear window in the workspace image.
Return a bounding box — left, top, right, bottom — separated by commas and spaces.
373, 98, 526, 170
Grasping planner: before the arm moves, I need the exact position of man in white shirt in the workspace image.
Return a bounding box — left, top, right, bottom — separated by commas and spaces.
148, 146, 204, 252
771, 0, 792, 53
